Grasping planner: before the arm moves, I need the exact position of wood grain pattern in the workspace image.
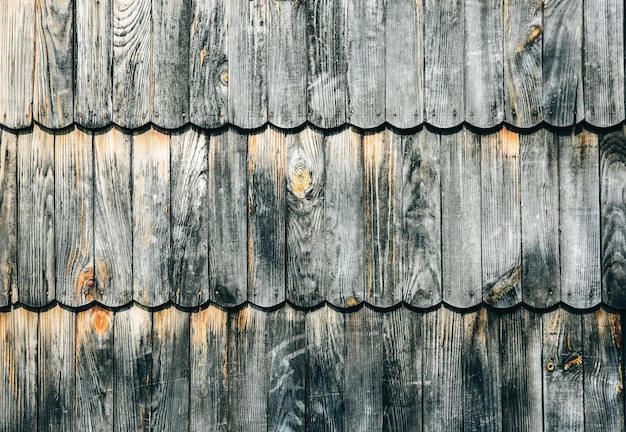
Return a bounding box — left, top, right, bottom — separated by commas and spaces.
171, 127, 209, 306
0, 129, 17, 306
55, 127, 94, 307
286, 128, 325, 307
94, 127, 133, 307
208, 129, 248, 307
18, 126, 55, 306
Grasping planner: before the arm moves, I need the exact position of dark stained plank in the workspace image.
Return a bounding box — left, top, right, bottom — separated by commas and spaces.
401, 128, 441, 307
325, 128, 365, 308
306, 0, 347, 129
190, 306, 228, 432
500, 308, 543, 432
34, 0, 73, 128
364, 130, 401, 307
113, 0, 151, 128
55, 128, 95, 307
600, 131, 626, 307
189, 0, 228, 128
286, 128, 325, 307
520, 129, 560, 308
133, 128, 171, 307
463, 308, 502, 431
152, 0, 191, 128
266, 0, 306, 128
346, 0, 385, 128
583, 0, 624, 127
208, 129, 247, 307
559, 130, 601, 308
481, 128, 522, 308
0, 129, 17, 306
385, 0, 423, 128
114, 306, 152, 432
229, 0, 267, 129
152, 307, 191, 432
18, 126, 55, 306
464, 0, 504, 128
248, 127, 286, 307
543, 308, 584, 430
543, 0, 583, 126
0, 0, 35, 128
76, 307, 115, 432
344, 307, 383, 431
441, 129, 482, 308
38, 305, 75, 431
422, 307, 463, 431
266, 306, 306, 432
94, 127, 133, 307
424, 0, 464, 128
306, 305, 345, 432
381, 307, 422, 432
503, 0, 542, 127
75, 0, 112, 128
583, 309, 624, 431
171, 127, 209, 306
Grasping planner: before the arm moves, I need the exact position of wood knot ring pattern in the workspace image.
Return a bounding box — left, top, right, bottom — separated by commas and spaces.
290, 162, 311, 197
546, 360, 555, 371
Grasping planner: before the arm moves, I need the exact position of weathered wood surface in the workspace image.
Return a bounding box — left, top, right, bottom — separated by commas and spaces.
0, 129, 17, 306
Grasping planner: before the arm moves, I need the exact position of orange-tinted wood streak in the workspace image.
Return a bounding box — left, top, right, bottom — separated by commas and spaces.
0, 129, 17, 306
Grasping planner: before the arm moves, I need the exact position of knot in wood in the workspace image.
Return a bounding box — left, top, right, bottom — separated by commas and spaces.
290, 162, 311, 197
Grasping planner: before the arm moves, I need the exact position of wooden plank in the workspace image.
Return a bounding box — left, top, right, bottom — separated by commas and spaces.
401, 128, 441, 307
520, 129, 560, 308
152, 0, 191, 128
171, 127, 209, 306
424, 0, 464, 128
481, 129, 522, 308
113, 0, 151, 128
0, 0, 35, 128
306, 0, 347, 129
266, 0, 306, 128
381, 307, 422, 431
503, 0, 543, 127
55, 128, 95, 307
500, 308, 543, 432
248, 127, 286, 307
385, 0, 423, 128
190, 306, 228, 432
152, 307, 190, 432
0, 130, 17, 306
464, 0, 504, 128
600, 131, 626, 307
543, 308, 584, 430
583, 0, 624, 127
325, 128, 365, 308
543, 0, 583, 126
286, 128, 325, 307
228, 0, 267, 129
94, 127, 133, 307
346, 0, 385, 128
18, 126, 55, 306
75, 0, 112, 128
34, 0, 73, 128
189, 0, 228, 128
441, 129, 482, 308
422, 307, 463, 431
76, 307, 115, 432
344, 307, 383, 431
266, 306, 306, 432
364, 130, 401, 307
114, 306, 152, 432
39, 306, 75, 431
208, 129, 247, 307
463, 308, 501, 431
583, 309, 624, 431
559, 130, 601, 308
133, 128, 171, 307
306, 305, 345, 432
